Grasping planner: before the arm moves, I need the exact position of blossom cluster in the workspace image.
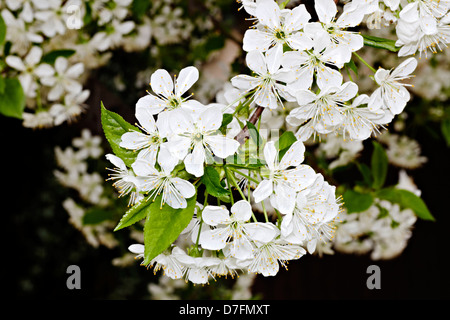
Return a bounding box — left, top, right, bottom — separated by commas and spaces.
333, 171, 420, 260
97, 0, 436, 285
0, 0, 222, 128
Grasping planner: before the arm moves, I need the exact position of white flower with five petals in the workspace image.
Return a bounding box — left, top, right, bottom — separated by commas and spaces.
131, 146, 196, 209
231, 47, 296, 110
165, 106, 240, 177
120, 106, 167, 165
368, 57, 417, 115
253, 140, 316, 215
199, 200, 279, 260
243, 0, 313, 53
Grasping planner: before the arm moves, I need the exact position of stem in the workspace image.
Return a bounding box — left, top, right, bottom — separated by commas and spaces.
224, 167, 235, 205
226, 166, 258, 222
261, 200, 269, 223
228, 167, 259, 184
234, 106, 265, 145
353, 52, 377, 73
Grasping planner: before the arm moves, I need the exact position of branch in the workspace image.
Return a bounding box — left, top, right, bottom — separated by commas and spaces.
234, 106, 264, 145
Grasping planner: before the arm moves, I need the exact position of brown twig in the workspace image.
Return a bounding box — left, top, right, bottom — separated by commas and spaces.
234, 106, 264, 145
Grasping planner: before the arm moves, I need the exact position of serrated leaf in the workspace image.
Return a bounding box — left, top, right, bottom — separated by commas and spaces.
376, 188, 435, 221
202, 166, 229, 198
101, 102, 140, 167
114, 198, 150, 231
342, 189, 374, 213
371, 141, 388, 190
0, 77, 25, 119
143, 194, 197, 265
363, 35, 400, 52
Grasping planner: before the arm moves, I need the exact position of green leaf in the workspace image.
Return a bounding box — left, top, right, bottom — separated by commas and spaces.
345, 59, 358, 75
371, 141, 388, 190
143, 194, 197, 265
131, 0, 151, 21
356, 162, 373, 186
101, 102, 141, 167
41, 49, 76, 64
0, 14, 6, 46
83, 208, 115, 226
247, 121, 263, 149
363, 35, 400, 52
275, 131, 297, 158
114, 198, 150, 231
342, 189, 374, 213
0, 77, 26, 119
220, 113, 233, 134
441, 119, 450, 147
376, 188, 435, 221
275, 131, 297, 150
202, 166, 229, 198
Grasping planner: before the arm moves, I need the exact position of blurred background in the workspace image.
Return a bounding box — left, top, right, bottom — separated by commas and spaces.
3, 0, 450, 299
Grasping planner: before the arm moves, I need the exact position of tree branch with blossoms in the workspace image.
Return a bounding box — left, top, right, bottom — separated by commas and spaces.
99, 0, 440, 285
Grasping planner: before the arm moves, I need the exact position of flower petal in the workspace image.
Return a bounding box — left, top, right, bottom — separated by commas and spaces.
253, 179, 273, 203
175, 66, 199, 96
150, 69, 174, 98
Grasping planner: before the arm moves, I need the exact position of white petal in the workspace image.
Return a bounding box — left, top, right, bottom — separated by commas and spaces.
198, 106, 222, 131
204, 135, 240, 159
66, 62, 84, 78
230, 75, 260, 91
199, 228, 230, 250
184, 143, 205, 177
128, 244, 145, 254
244, 222, 280, 244
230, 200, 253, 222
253, 179, 273, 203
136, 94, 166, 114
315, 0, 337, 24
106, 153, 127, 171
263, 141, 278, 170
246, 50, 267, 75
55, 57, 68, 74
265, 44, 283, 74
158, 144, 179, 174
202, 206, 231, 226
279, 140, 305, 169
136, 106, 157, 133
255, 0, 281, 29
171, 177, 196, 199
150, 69, 174, 98
284, 4, 311, 33
25, 46, 43, 66
242, 29, 273, 52
6, 56, 26, 71
286, 32, 314, 51
391, 57, 417, 78
34, 64, 55, 78
131, 159, 158, 177
175, 66, 199, 96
